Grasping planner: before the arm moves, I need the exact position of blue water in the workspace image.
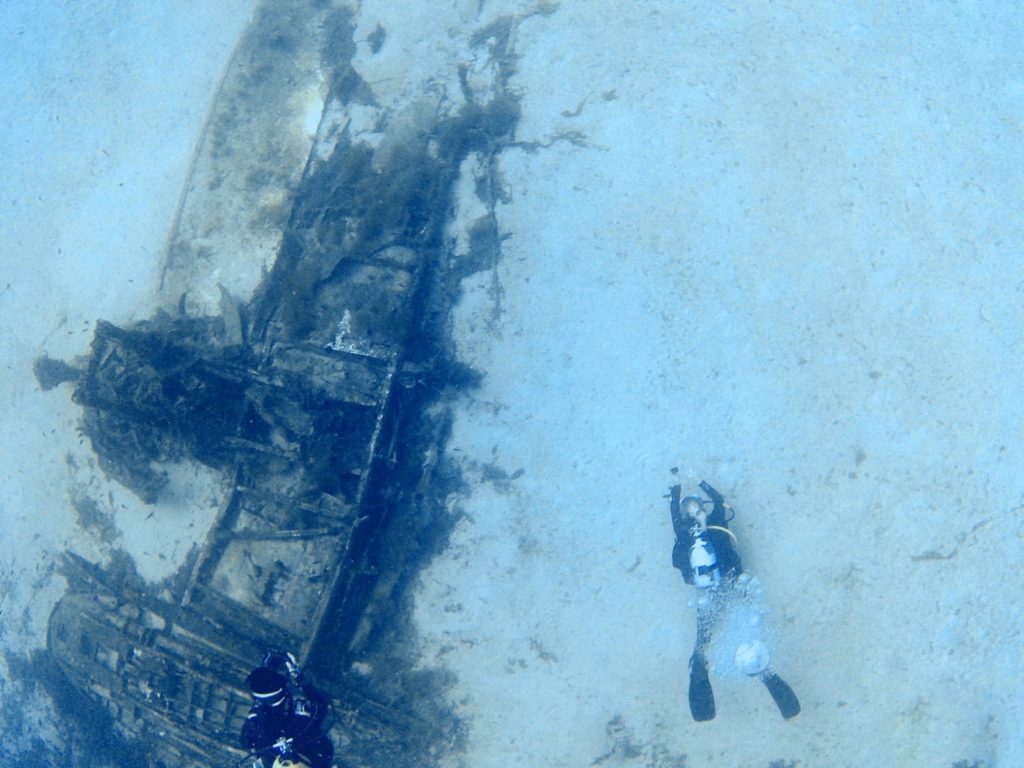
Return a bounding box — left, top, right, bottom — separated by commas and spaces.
3, 2, 1023, 766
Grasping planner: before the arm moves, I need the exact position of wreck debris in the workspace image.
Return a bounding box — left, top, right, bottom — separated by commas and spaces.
42, 4, 533, 766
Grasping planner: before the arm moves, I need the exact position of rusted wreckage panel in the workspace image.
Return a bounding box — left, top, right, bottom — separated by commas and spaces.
49, 556, 258, 767
73, 319, 394, 504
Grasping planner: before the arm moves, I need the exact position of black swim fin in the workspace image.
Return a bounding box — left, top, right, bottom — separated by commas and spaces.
688, 651, 716, 721
760, 671, 800, 719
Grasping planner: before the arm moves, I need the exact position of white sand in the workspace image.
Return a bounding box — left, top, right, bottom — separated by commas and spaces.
410, 4, 1024, 767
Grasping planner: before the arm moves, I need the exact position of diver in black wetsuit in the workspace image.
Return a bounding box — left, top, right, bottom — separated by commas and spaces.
669, 478, 800, 722
240, 651, 334, 768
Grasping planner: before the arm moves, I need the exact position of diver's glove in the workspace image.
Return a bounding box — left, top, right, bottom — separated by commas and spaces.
262, 650, 302, 682
273, 736, 294, 755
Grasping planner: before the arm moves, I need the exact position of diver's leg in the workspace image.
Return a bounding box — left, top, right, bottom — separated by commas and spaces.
760, 670, 800, 719
688, 605, 716, 721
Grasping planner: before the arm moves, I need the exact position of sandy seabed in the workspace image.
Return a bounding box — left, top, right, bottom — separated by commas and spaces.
3, 2, 1023, 767
0, 0, 255, 756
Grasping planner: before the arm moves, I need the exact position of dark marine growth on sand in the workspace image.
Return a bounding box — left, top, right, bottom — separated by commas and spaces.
37, 6, 534, 767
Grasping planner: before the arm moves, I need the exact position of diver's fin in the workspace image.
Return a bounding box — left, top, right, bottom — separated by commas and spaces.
688, 651, 716, 721
760, 671, 800, 719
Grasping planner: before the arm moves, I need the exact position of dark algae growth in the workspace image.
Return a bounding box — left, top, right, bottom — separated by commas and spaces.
34, 6, 535, 767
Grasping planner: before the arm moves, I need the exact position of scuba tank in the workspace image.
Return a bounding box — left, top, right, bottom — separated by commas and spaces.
689, 527, 721, 589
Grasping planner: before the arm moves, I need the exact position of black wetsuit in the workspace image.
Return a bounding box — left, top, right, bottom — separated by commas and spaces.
670, 480, 742, 584
669, 480, 800, 722
240, 682, 333, 768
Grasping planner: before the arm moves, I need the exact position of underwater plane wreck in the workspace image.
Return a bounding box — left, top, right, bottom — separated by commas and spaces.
40, 6, 526, 767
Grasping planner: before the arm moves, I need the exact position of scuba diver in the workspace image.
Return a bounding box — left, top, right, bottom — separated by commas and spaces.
240, 650, 334, 768
669, 475, 800, 722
